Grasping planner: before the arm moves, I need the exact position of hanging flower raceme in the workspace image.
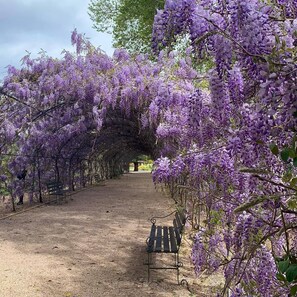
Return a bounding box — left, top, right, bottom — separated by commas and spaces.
151, 0, 297, 295
0, 29, 196, 206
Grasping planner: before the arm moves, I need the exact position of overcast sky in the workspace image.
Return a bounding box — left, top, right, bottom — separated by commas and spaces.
0, 0, 114, 82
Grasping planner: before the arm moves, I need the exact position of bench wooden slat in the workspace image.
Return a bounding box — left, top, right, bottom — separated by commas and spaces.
147, 210, 186, 254
155, 226, 163, 252
146, 209, 187, 283
173, 219, 182, 245
163, 226, 170, 252
169, 227, 178, 253
180, 210, 186, 224
147, 224, 156, 252
175, 212, 182, 229
173, 217, 179, 230
46, 181, 65, 196
175, 228, 182, 246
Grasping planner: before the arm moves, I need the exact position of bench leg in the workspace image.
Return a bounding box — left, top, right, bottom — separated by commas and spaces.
147, 252, 182, 284
147, 252, 151, 282
176, 253, 179, 284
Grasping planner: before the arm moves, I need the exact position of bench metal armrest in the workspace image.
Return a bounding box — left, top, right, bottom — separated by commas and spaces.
149, 210, 177, 224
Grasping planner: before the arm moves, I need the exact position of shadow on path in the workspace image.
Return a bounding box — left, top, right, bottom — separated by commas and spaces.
0, 173, 196, 297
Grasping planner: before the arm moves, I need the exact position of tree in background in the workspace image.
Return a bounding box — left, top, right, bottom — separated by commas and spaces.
88, 0, 165, 54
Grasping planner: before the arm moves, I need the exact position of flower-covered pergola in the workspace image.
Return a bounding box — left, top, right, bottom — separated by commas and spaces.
1, 0, 297, 295
0, 31, 194, 205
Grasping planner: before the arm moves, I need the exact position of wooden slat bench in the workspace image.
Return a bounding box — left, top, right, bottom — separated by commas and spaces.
146, 209, 187, 283
46, 181, 66, 203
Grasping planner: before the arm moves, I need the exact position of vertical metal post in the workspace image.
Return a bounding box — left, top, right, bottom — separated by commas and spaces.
176, 253, 180, 284
37, 157, 43, 203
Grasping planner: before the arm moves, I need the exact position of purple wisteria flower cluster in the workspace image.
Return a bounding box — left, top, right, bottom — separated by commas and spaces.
0, 0, 297, 295
152, 0, 297, 295
0, 31, 194, 207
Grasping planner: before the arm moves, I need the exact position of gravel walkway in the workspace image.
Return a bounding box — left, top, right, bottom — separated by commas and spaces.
0, 173, 205, 297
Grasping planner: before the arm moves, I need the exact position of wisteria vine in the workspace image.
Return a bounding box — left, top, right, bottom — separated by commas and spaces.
0, 31, 195, 208
152, 0, 297, 296
0, 0, 297, 295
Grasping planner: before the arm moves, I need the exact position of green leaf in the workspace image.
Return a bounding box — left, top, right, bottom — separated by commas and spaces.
292, 137, 296, 150
281, 148, 290, 162
282, 172, 293, 183
289, 148, 296, 159
291, 285, 297, 296
282, 40, 286, 48
278, 259, 290, 273
270, 143, 279, 155
276, 272, 287, 282
286, 264, 297, 282
290, 178, 297, 187
256, 140, 265, 145
293, 158, 297, 167
288, 199, 297, 210
0, 188, 9, 195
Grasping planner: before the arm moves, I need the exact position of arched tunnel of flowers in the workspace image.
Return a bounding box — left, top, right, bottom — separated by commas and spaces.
0, 32, 193, 206
1, 1, 297, 295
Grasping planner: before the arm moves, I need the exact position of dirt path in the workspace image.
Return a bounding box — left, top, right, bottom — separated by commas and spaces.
0, 172, 206, 297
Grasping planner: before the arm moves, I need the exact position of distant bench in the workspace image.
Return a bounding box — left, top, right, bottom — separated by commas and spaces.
146, 209, 187, 283
46, 181, 67, 203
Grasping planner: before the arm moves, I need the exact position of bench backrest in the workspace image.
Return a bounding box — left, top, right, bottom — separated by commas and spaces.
173, 210, 186, 246
46, 181, 63, 194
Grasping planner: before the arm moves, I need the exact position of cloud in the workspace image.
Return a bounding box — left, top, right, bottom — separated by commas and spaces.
0, 0, 114, 81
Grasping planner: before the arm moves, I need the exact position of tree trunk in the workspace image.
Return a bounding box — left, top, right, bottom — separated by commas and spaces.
133, 162, 139, 172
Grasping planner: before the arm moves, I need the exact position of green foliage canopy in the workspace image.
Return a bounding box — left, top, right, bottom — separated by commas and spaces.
88, 0, 165, 54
